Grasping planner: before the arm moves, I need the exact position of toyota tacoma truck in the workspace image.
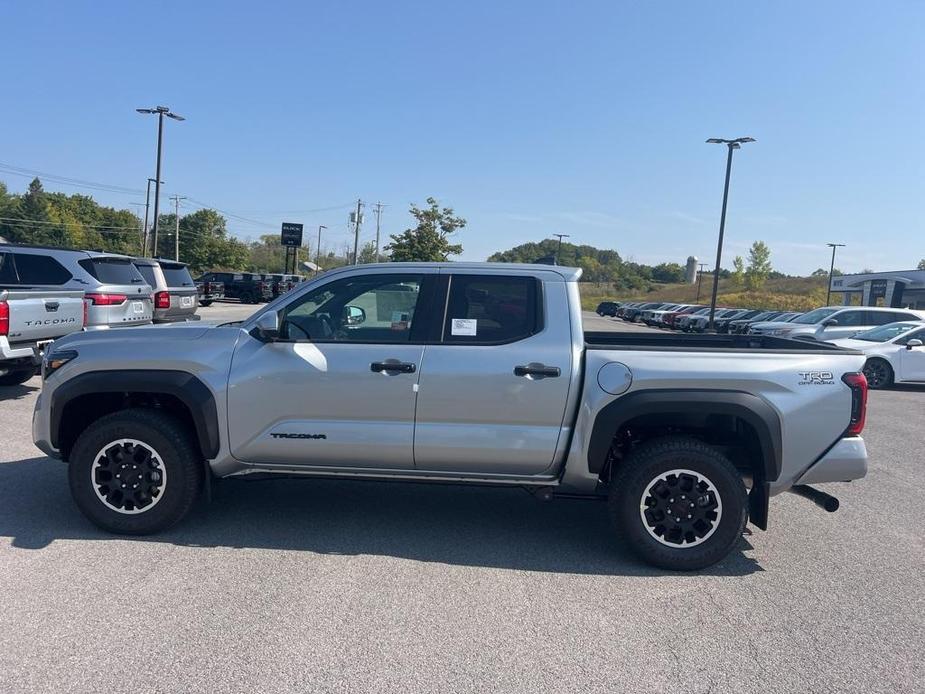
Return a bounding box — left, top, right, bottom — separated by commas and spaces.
1, 287, 86, 386
32, 263, 870, 570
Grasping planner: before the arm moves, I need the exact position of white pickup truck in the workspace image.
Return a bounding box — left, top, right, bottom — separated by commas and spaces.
34, 263, 870, 570
1, 287, 85, 385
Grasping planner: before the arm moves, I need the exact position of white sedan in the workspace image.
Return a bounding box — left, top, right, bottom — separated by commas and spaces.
830, 321, 925, 389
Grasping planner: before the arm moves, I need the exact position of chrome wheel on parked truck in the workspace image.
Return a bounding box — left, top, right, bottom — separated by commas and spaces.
609, 436, 747, 571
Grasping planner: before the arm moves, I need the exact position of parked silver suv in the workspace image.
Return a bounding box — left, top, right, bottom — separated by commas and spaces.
132, 258, 200, 323
5, 245, 153, 329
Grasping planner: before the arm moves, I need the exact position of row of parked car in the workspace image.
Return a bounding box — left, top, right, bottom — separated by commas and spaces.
0, 242, 306, 386
596, 299, 925, 388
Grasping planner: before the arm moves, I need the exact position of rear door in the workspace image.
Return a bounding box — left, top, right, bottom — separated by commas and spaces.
79, 257, 153, 327
413, 272, 573, 475
159, 262, 198, 319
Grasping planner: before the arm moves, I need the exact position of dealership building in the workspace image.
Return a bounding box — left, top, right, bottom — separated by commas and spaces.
830, 269, 925, 310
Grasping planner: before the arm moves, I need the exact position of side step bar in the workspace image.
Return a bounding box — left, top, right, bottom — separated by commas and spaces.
790, 484, 840, 512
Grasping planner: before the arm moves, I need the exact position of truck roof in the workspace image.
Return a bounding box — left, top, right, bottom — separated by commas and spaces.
327, 261, 583, 282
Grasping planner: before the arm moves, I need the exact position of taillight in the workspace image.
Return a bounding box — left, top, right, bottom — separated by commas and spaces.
155, 291, 171, 309
85, 293, 127, 306
0, 301, 8, 336
82, 298, 88, 326
841, 372, 868, 436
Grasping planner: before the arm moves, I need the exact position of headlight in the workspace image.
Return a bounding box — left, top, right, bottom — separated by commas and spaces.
42, 349, 78, 379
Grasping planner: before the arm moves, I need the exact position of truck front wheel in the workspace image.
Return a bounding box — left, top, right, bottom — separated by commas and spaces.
608, 436, 748, 571
68, 409, 203, 535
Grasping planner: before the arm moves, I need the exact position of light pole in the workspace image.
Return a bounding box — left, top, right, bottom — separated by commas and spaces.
705, 137, 755, 330
825, 243, 846, 305
695, 262, 708, 302
142, 177, 163, 257
316, 225, 326, 266
553, 233, 570, 264
136, 106, 185, 259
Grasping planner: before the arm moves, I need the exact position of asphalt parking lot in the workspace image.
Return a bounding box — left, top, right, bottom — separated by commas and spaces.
1, 307, 922, 693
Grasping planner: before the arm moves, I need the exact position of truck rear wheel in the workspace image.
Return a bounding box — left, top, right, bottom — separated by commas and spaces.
68, 409, 203, 535
608, 436, 747, 571
199, 300, 213, 307
0, 367, 36, 386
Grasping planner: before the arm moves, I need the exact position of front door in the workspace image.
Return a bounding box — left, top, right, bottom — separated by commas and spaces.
899, 328, 925, 381
227, 271, 433, 469
413, 272, 573, 476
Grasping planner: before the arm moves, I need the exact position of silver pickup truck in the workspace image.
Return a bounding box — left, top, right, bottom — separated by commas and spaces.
32, 263, 870, 570
1, 287, 85, 386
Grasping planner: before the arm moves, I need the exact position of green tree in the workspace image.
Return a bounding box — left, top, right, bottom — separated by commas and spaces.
731, 256, 745, 287
358, 241, 382, 264
651, 262, 686, 283
385, 197, 466, 262
917, 259, 925, 270
745, 240, 772, 291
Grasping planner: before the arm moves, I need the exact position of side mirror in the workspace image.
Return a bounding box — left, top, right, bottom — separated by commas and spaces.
253, 311, 280, 341
906, 338, 923, 350
822, 319, 838, 327
343, 305, 366, 326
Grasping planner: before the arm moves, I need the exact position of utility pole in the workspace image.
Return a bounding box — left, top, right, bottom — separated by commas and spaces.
825, 243, 846, 305
373, 201, 386, 262
169, 195, 187, 260
316, 225, 326, 267
136, 106, 185, 259
696, 263, 708, 302
705, 137, 755, 330
351, 199, 364, 265
553, 233, 570, 264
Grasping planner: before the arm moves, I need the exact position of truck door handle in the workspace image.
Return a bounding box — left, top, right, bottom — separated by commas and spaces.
371, 361, 416, 374
514, 364, 561, 378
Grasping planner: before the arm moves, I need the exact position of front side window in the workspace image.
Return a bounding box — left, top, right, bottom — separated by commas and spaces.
281, 274, 424, 343
793, 307, 839, 325
834, 310, 866, 326
895, 327, 925, 345
443, 275, 539, 344
855, 322, 920, 343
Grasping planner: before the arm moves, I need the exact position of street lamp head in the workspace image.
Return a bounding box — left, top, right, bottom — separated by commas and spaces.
706, 138, 726, 144
136, 108, 157, 114
165, 112, 186, 121
706, 137, 756, 145
137, 106, 185, 121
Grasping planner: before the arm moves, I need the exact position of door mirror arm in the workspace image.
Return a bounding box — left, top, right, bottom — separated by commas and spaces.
906, 339, 923, 350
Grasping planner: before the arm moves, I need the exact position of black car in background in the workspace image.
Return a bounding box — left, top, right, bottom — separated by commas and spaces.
596, 300, 621, 316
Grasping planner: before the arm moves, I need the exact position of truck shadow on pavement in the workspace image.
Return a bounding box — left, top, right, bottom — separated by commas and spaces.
0, 456, 762, 577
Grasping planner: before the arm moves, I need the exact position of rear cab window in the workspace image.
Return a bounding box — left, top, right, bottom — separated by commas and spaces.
443, 274, 540, 344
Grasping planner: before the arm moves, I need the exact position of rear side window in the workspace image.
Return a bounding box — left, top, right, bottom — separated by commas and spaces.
12, 253, 72, 285
161, 264, 194, 287
134, 264, 159, 287
0, 252, 17, 284
443, 275, 540, 344
79, 258, 146, 285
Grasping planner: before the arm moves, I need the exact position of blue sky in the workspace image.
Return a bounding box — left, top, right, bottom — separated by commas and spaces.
1, 1, 922, 274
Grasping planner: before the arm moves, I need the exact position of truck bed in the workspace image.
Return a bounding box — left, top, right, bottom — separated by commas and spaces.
584, 331, 852, 352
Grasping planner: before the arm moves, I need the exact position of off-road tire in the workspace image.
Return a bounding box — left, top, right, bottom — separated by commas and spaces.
68, 408, 203, 535
0, 367, 36, 386
199, 300, 213, 307
609, 436, 748, 571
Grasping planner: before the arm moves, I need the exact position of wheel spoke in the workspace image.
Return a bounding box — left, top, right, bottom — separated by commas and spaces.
639, 468, 724, 548
91, 439, 167, 515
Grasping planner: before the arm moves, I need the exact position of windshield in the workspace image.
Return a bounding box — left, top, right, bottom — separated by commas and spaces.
853, 323, 921, 343
791, 307, 839, 324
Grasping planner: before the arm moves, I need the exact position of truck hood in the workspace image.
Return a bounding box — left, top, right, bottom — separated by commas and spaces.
53, 323, 218, 350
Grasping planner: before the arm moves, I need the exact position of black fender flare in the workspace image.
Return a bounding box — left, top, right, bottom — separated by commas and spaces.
50, 370, 220, 460
588, 389, 782, 482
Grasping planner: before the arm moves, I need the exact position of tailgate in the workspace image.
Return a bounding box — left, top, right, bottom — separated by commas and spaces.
1, 289, 85, 343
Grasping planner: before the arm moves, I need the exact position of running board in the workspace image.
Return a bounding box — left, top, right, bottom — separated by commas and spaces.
224, 465, 561, 487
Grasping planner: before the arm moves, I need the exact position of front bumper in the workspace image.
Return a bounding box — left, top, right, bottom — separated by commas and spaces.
795, 437, 868, 487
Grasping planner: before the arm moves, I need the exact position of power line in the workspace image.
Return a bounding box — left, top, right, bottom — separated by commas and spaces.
0, 162, 144, 195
